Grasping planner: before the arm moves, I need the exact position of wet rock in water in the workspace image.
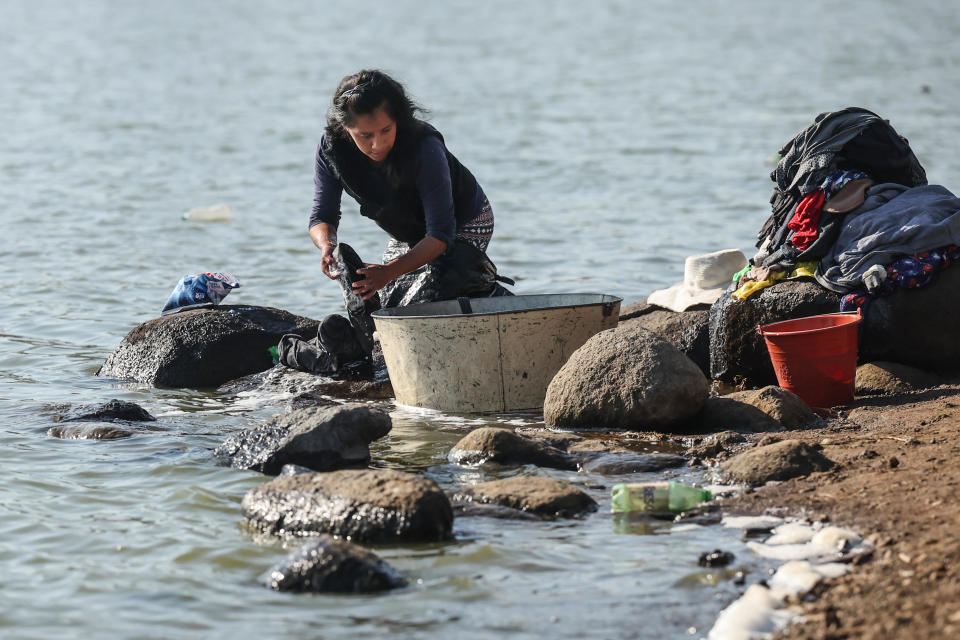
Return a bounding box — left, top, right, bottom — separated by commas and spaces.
52, 399, 156, 423
261, 535, 406, 593
48, 424, 134, 440
214, 404, 391, 475
720, 439, 834, 484
619, 307, 710, 377
860, 267, 960, 371
726, 386, 817, 428
580, 452, 687, 474
449, 427, 577, 470
218, 364, 393, 402
452, 476, 597, 519
693, 396, 782, 433
698, 549, 735, 567
544, 325, 709, 430
241, 468, 453, 542
98, 305, 319, 388
709, 282, 841, 385
855, 361, 943, 395
686, 430, 748, 459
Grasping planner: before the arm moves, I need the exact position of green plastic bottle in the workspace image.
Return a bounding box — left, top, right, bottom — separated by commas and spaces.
610, 481, 712, 514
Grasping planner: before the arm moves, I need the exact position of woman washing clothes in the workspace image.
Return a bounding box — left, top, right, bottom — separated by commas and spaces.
300, 69, 511, 375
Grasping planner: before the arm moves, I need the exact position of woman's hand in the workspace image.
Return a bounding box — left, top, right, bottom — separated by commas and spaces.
320, 244, 340, 280
310, 223, 341, 280
353, 263, 397, 300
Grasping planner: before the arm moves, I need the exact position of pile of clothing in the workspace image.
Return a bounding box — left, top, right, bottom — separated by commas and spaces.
736, 107, 960, 313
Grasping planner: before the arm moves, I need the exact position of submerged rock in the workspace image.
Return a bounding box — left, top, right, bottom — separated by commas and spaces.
452, 476, 597, 519
261, 535, 406, 593
218, 364, 393, 402
98, 305, 319, 388
449, 427, 576, 470
544, 325, 709, 430
51, 399, 155, 423
241, 468, 453, 542
620, 307, 710, 376
214, 404, 391, 475
698, 549, 735, 567
855, 361, 943, 395
686, 431, 748, 460
720, 439, 834, 484
48, 424, 134, 440
580, 452, 687, 474
708, 282, 841, 386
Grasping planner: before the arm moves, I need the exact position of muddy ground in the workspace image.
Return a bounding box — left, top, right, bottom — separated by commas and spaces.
717, 384, 960, 639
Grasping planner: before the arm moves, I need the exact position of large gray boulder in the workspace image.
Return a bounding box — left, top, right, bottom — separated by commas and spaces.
98, 305, 319, 388
261, 535, 406, 593
709, 281, 841, 386
214, 404, 392, 474
544, 324, 709, 430
241, 468, 453, 542
451, 476, 597, 519
620, 307, 710, 376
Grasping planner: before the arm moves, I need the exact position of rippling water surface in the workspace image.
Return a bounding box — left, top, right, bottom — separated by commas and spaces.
2, 0, 959, 637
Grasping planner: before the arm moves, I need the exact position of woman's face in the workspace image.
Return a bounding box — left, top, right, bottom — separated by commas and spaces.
344, 105, 397, 164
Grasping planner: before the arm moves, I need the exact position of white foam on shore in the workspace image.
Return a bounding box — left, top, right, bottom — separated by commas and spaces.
708, 518, 871, 640
708, 584, 798, 640
747, 525, 868, 562
769, 561, 850, 595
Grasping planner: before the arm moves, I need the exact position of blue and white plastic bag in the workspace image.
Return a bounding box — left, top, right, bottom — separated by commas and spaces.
161, 272, 241, 315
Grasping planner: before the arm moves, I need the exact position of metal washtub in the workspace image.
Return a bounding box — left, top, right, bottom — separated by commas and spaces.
371, 293, 621, 413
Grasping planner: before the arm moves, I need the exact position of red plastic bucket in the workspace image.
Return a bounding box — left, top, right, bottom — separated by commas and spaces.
757, 311, 862, 408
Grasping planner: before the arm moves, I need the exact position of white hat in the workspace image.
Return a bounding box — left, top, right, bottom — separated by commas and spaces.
646, 249, 747, 312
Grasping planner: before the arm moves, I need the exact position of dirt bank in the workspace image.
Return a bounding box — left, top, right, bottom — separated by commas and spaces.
718, 384, 960, 639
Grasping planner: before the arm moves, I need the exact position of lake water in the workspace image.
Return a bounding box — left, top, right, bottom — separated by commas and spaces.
2, 0, 959, 637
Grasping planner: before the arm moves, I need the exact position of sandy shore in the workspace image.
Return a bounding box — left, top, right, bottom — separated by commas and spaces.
717, 384, 960, 639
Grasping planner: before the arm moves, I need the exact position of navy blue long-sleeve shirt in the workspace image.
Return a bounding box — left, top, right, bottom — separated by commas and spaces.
310, 135, 485, 248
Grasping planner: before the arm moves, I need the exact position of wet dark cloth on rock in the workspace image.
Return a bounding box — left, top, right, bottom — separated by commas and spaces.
816, 184, 960, 293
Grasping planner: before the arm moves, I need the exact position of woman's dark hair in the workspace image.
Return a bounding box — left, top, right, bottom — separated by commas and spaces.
324, 70, 427, 187
325, 69, 425, 141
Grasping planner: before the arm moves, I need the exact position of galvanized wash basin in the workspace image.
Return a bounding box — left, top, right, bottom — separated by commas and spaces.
371, 293, 621, 413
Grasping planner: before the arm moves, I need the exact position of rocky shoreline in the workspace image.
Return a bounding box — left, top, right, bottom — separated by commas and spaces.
82, 295, 960, 636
